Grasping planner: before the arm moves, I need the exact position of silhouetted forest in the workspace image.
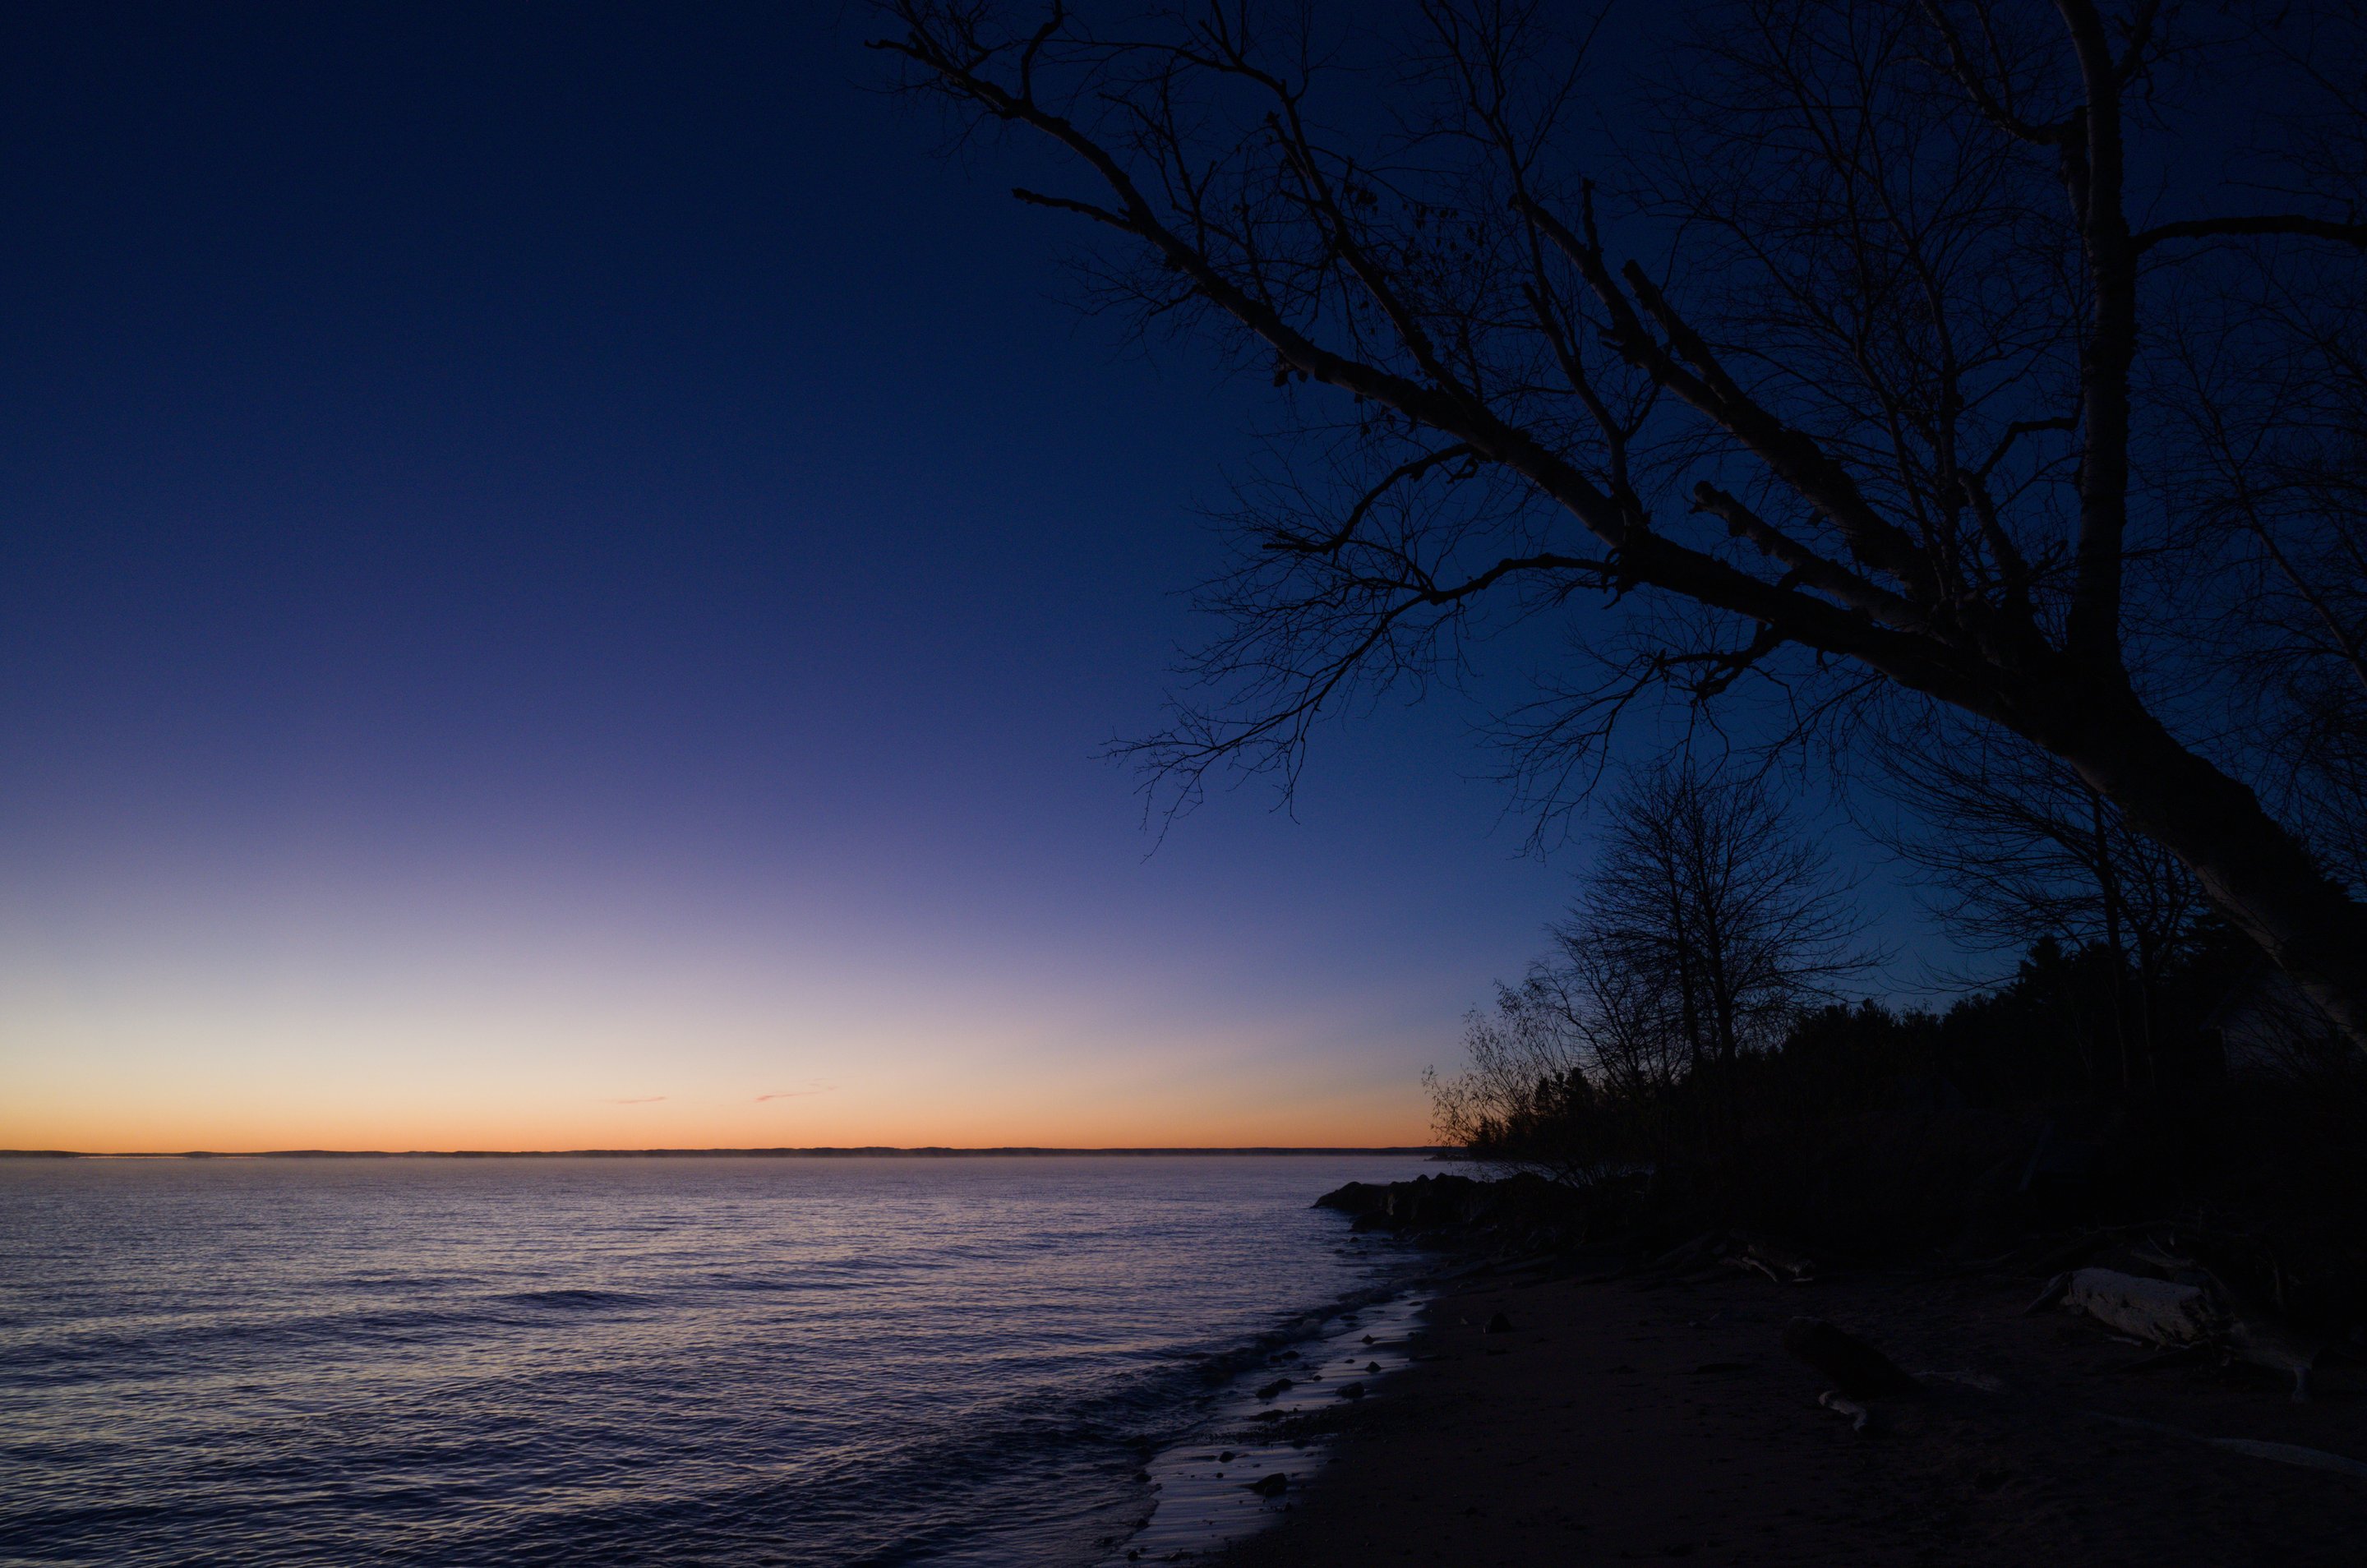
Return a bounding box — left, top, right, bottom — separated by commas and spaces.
1411, 753, 2365, 1326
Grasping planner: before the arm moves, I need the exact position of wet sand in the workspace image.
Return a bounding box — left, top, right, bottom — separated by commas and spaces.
1121, 1292, 1429, 1561
1216, 1262, 2367, 1566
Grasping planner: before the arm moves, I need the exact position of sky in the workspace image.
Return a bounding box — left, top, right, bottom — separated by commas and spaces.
0, 2, 1664, 1152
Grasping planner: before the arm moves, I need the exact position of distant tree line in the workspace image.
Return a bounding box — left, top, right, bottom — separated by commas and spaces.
1417, 775, 2367, 1336
1423, 754, 2322, 1188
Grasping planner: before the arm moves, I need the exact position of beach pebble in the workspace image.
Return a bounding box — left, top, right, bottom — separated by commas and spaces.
1248, 1472, 1290, 1497
1255, 1377, 1294, 1400
1338, 1381, 1366, 1400
1484, 1312, 1515, 1335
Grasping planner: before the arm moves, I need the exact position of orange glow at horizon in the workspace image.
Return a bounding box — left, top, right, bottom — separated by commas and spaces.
0, 933, 1443, 1155
0, 828, 1488, 1160
2, 1080, 1433, 1155
1, 1052, 1432, 1154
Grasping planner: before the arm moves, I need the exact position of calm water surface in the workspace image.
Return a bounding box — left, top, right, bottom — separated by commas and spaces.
0, 1155, 1433, 1566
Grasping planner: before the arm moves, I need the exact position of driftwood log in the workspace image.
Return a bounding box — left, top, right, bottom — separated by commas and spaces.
1724, 1237, 1816, 1285
2056, 1267, 2319, 1400
2061, 1269, 2223, 1345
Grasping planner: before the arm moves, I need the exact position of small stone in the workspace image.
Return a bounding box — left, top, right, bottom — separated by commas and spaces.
1255, 1377, 1294, 1400
1338, 1381, 1366, 1400
1365, 1360, 1380, 1373
1484, 1312, 1515, 1335
1248, 1472, 1290, 1497
1218, 1450, 1235, 1462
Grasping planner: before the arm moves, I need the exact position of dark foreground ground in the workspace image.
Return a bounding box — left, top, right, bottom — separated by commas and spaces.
1215, 1262, 2367, 1567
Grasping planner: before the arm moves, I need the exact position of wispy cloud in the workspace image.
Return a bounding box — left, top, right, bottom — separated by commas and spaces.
755, 1082, 837, 1103
602, 1095, 667, 1105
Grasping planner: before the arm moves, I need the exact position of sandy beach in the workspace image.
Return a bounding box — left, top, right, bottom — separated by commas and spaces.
1217, 1261, 2366, 1566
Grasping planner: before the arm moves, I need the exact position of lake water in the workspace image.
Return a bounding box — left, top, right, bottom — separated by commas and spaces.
0, 1154, 1437, 1566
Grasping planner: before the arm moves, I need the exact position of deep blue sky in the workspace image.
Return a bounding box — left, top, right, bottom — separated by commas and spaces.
0, 3, 1930, 1150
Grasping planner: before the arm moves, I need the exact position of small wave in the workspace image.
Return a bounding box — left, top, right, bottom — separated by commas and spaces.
2, 1303, 497, 1384
498, 1289, 652, 1311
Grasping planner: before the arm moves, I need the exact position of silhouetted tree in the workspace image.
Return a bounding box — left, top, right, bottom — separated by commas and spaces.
1564, 759, 1875, 1070
1431, 759, 1871, 1171
876, 1, 2367, 1049
1867, 712, 2210, 1083
1425, 974, 1606, 1182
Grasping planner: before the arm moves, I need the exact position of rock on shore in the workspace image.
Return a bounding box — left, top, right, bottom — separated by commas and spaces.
1313, 1170, 1595, 1243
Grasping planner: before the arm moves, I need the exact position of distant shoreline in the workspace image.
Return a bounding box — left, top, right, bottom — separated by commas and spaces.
0, 1146, 1448, 1160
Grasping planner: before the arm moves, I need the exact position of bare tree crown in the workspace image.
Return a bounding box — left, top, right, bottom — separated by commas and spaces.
875, 1, 2367, 1049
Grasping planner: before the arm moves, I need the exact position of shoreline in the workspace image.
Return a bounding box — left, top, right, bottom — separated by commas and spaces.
1111, 1289, 1433, 1563
0, 1146, 1446, 1160
1212, 1257, 2367, 1565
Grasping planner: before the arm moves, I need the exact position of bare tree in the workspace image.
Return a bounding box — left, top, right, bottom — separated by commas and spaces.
1866, 711, 2208, 1082
872, 1, 2367, 1049
1555, 922, 1696, 1101
1426, 974, 1604, 1182
1431, 899, 1693, 1172
1563, 759, 1876, 1068
1432, 757, 1869, 1170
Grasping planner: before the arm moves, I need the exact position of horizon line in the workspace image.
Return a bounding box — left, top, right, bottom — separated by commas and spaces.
1, 1145, 1451, 1160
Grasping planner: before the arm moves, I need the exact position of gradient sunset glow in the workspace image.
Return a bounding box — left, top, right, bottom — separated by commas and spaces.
9, 805, 1553, 1151
2, 819, 1524, 1151
0, 7, 1588, 1153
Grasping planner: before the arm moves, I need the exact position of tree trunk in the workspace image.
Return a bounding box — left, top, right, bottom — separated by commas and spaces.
2048, 689, 2367, 1054
2134, 938, 2162, 1089
2090, 791, 2134, 1091
1700, 925, 1739, 1066
1668, 883, 1705, 1076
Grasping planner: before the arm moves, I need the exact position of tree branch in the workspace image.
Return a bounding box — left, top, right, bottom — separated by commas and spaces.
2054, 0, 2136, 671
1264, 445, 1476, 558
2134, 214, 2367, 254
1918, 1, 2074, 145
1011, 186, 1133, 229
1516, 191, 1938, 611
